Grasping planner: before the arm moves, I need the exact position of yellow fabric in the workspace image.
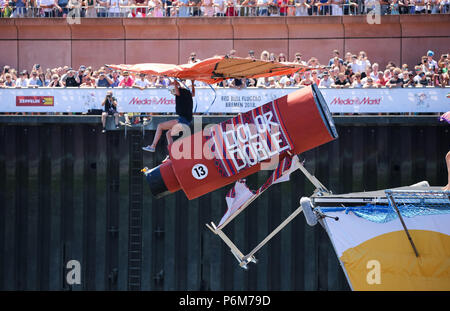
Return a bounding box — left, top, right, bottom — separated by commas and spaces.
340, 230, 450, 291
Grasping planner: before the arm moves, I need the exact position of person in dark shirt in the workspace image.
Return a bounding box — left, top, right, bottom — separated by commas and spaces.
62, 69, 81, 87
331, 73, 350, 88
142, 79, 195, 152
101, 90, 120, 133
386, 69, 404, 88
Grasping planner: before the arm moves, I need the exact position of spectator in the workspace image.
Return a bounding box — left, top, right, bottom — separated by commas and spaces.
131, 0, 147, 17
363, 77, 376, 88
213, 0, 226, 16
331, 72, 350, 88
267, 77, 281, 88
328, 49, 343, 67
420, 56, 430, 73
349, 54, 360, 72
227, 49, 237, 58
330, 66, 340, 81
48, 74, 63, 87
176, 0, 190, 16
278, 75, 291, 87
84, 0, 97, 17
441, 0, 450, 13
390, 0, 400, 14
108, 0, 123, 17
426, 50, 438, 70
386, 68, 404, 88
357, 51, 370, 74
345, 64, 355, 80
415, 0, 426, 13
247, 50, 256, 60
310, 70, 320, 84
15, 71, 29, 87
256, 76, 270, 87
202, 0, 215, 16
62, 69, 81, 87
319, 0, 331, 15
80, 75, 96, 87
260, 50, 270, 61
287, 0, 296, 15
55, 0, 70, 17
295, 0, 310, 16
101, 90, 120, 132
331, 56, 344, 72
189, 0, 202, 16
318, 71, 333, 88
37, 72, 47, 87
38, 0, 56, 17
269, 52, 276, 61
28, 70, 42, 87
351, 72, 363, 88
10, 0, 27, 17
277, 53, 287, 62
225, 0, 238, 15
307, 0, 318, 15
293, 52, 307, 65
149, 75, 163, 87
119, 71, 134, 87
292, 73, 302, 86
299, 71, 314, 86
96, 70, 112, 87
257, 0, 269, 15
133, 73, 151, 89
402, 71, 415, 87
108, 71, 121, 87
3, 73, 15, 87
414, 71, 431, 86
188, 52, 200, 64
307, 57, 320, 67
77, 65, 87, 82
375, 70, 388, 86
379, 0, 390, 14
331, 0, 343, 15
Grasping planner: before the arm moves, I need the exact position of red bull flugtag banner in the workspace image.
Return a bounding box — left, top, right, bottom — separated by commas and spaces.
0, 87, 448, 113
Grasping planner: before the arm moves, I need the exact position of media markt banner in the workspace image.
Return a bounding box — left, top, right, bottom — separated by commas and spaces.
0, 87, 448, 113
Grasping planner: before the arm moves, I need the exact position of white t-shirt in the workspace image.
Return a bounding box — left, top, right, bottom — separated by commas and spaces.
428, 59, 438, 70
319, 77, 333, 88
38, 0, 55, 11
108, 0, 121, 13
370, 71, 379, 80
15, 77, 28, 87
134, 79, 150, 88
352, 80, 363, 88
27, 77, 40, 86
213, 0, 226, 14
357, 59, 371, 73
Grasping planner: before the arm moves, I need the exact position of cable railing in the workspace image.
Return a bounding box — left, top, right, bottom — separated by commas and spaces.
2, 2, 450, 18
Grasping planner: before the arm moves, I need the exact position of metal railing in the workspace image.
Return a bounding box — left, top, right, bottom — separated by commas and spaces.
2, 3, 449, 18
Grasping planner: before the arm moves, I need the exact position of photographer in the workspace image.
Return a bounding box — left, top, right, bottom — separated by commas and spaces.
101, 90, 120, 133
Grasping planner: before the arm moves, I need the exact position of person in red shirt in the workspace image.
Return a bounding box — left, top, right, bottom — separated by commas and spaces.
119, 71, 135, 88
278, 0, 288, 15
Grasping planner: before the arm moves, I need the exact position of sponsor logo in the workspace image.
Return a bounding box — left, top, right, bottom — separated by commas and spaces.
16, 96, 54, 106
128, 97, 175, 105
329, 97, 381, 105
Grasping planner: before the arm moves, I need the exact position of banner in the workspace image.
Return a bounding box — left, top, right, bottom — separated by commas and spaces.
0, 87, 448, 113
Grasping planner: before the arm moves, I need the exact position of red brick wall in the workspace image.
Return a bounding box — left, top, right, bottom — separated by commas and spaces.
0, 15, 448, 71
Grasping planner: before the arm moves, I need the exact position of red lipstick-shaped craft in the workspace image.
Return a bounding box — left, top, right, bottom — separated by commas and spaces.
146, 84, 338, 200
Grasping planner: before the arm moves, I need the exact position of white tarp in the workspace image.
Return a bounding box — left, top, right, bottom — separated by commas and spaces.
0, 87, 449, 113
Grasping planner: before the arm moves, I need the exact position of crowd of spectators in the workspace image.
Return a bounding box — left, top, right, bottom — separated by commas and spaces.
1, 0, 449, 18
1, 49, 449, 89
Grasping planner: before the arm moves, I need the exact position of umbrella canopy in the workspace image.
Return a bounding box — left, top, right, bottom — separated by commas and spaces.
106, 56, 319, 84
